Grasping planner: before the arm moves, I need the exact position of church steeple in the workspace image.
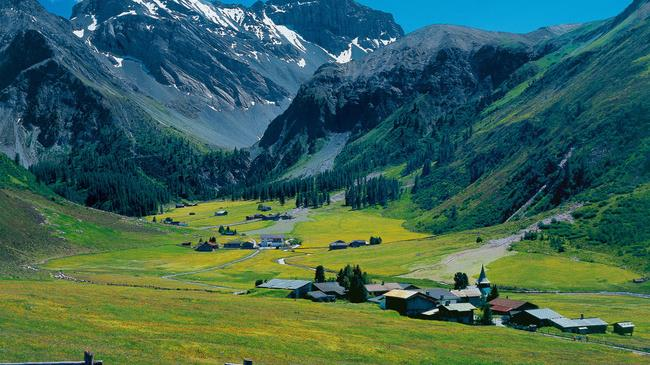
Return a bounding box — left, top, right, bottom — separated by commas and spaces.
477, 264, 490, 289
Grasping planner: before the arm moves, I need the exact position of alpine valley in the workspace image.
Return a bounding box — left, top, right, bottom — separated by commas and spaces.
0, 0, 649, 364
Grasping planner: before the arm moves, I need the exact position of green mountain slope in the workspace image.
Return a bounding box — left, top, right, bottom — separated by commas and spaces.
404, 0, 650, 233
0, 154, 189, 276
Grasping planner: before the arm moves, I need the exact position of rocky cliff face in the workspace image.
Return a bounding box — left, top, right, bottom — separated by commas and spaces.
0, 0, 124, 167
265, 0, 403, 62
69, 0, 403, 147
256, 25, 566, 170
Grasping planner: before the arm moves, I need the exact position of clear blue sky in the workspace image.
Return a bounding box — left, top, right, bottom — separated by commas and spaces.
41, 0, 632, 33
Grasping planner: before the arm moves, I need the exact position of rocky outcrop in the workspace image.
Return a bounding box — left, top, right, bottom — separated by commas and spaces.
69, 0, 403, 147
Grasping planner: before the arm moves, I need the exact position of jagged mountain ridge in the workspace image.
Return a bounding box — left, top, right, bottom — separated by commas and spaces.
255, 0, 650, 235
69, 0, 403, 147
256, 23, 575, 172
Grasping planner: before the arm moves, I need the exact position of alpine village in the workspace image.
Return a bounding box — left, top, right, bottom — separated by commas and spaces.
0, 0, 649, 364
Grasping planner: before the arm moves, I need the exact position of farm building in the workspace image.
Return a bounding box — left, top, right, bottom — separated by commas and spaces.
368, 295, 386, 309
384, 290, 437, 316
511, 308, 564, 328
549, 317, 608, 334
257, 279, 312, 298
175, 203, 185, 208
450, 287, 483, 307
348, 240, 368, 248
258, 204, 272, 212
432, 303, 477, 324
613, 322, 635, 335
223, 241, 244, 249
329, 240, 348, 250
312, 282, 347, 297
423, 288, 460, 306
241, 241, 256, 250
215, 210, 228, 216
307, 291, 336, 302
489, 298, 538, 316
366, 283, 420, 297
246, 214, 265, 221
260, 235, 285, 248
195, 242, 218, 252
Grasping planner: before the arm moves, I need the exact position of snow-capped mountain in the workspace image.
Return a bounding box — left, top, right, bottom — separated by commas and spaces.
69, 0, 403, 147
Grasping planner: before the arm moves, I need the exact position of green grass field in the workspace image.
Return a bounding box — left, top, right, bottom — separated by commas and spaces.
150, 199, 288, 230
507, 293, 650, 351
0, 280, 645, 365
291, 201, 429, 248
487, 253, 647, 292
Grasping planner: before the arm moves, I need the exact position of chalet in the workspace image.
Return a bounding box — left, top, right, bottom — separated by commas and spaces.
215, 210, 228, 216
312, 282, 347, 297
246, 214, 265, 221
348, 240, 368, 248
257, 279, 312, 298
489, 298, 538, 316
426, 303, 476, 324
260, 235, 285, 248
223, 241, 243, 249
613, 322, 635, 336
262, 214, 282, 221
422, 288, 460, 306
329, 240, 348, 250
384, 290, 437, 316
195, 242, 218, 252
450, 287, 483, 307
241, 241, 256, 250
510, 308, 564, 328
279, 213, 293, 220
365, 283, 420, 297
258, 204, 272, 212
307, 291, 336, 302
550, 316, 608, 334
175, 203, 185, 208
368, 295, 386, 309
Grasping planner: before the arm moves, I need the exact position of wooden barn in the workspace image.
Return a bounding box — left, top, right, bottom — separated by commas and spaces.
510, 308, 564, 328
489, 298, 538, 316
384, 290, 437, 316
613, 322, 635, 336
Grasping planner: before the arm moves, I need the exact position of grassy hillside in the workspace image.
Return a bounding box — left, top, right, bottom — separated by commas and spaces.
313, 1, 650, 245
0, 155, 192, 276
0, 280, 645, 364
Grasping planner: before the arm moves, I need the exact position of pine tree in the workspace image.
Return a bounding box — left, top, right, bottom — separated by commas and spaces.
315, 265, 326, 283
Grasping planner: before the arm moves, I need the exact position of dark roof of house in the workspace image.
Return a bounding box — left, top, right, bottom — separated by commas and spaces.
312, 282, 346, 295
615, 322, 635, 328
441, 303, 477, 312
489, 298, 534, 312
424, 288, 460, 301
330, 240, 346, 244
261, 234, 284, 240
450, 287, 482, 298
522, 308, 564, 320
307, 291, 334, 300
258, 279, 311, 290
551, 317, 608, 328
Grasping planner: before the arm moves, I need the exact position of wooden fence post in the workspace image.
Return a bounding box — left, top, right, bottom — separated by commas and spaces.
84, 351, 94, 365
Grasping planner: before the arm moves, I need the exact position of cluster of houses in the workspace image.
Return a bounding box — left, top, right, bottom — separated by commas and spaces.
329, 239, 380, 250
162, 217, 188, 227
254, 265, 635, 336
192, 234, 295, 252
245, 213, 293, 221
